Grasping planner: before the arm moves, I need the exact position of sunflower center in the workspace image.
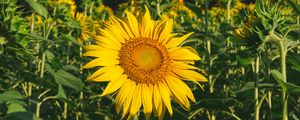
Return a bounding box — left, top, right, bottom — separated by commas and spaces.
119, 38, 171, 84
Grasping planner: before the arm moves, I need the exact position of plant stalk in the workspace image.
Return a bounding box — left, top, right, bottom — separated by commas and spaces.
254, 57, 260, 120
278, 41, 288, 120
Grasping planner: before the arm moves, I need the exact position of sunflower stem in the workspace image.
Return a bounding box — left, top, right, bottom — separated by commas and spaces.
63, 102, 68, 119
278, 40, 288, 120
253, 56, 260, 120
267, 31, 288, 120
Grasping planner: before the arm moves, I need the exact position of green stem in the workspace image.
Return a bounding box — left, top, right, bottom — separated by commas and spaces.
254, 57, 260, 120
36, 102, 41, 118
278, 41, 288, 120
63, 102, 68, 119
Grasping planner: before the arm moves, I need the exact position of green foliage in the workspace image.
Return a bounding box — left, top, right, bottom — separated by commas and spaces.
0, 0, 299, 120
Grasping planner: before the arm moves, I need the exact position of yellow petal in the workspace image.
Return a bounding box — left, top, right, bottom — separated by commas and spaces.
116, 17, 135, 38
109, 16, 130, 40
97, 30, 122, 47
170, 47, 200, 61
100, 75, 127, 96
104, 24, 126, 43
82, 49, 119, 58
84, 45, 103, 51
94, 36, 121, 50
152, 21, 165, 40
83, 58, 119, 68
171, 61, 199, 70
172, 69, 207, 82
86, 66, 115, 80
158, 82, 173, 116
141, 6, 154, 38
158, 19, 173, 43
165, 75, 194, 110
125, 11, 140, 37
153, 85, 163, 117
142, 84, 152, 120
93, 66, 124, 82
130, 84, 142, 116
122, 80, 136, 118
166, 32, 193, 48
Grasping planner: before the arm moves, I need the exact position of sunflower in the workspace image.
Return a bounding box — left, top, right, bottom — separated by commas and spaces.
83, 7, 207, 119
75, 13, 93, 43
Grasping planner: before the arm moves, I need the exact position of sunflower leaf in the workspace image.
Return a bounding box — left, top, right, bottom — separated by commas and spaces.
24, 0, 48, 18
0, 90, 23, 104
54, 70, 83, 91
271, 70, 286, 92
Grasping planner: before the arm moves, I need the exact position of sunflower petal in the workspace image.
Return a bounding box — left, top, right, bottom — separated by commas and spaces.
125, 11, 140, 37
83, 58, 119, 68
93, 66, 124, 82
158, 82, 173, 116
142, 84, 152, 120
130, 84, 142, 116
122, 80, 136, 118
82, 49, 119, 58
100, 75, 127, 96
158, 19, 173, 43
166, 32, 193, 48
171, 61, 199, 70
170, 47, 200, 60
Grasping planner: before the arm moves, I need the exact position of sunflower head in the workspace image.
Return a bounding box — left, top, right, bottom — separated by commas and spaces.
84, 6, 207, 119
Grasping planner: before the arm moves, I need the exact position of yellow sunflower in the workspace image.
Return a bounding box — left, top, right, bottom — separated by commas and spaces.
75, 13, 93, 43
83, 7, 207, 119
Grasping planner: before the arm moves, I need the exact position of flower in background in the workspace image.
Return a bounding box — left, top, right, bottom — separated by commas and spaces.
75, 13, 93, 43
83, 6, 207, 119
161, 1, 195, 20
48, 0, 77, 17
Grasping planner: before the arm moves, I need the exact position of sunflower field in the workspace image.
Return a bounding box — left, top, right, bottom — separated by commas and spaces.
0, 0, 300, 119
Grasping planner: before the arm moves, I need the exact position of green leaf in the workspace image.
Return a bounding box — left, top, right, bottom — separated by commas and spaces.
236, 55, 253, 66
24, 0, 48, 18
54, 69, 83, 91
63, 65, 80, 72
235, 82, 274, 93
0, 91, 23, 104
287, 0, 300, 15
60, 34, 81, 46
287, 54, 300, 72
45, 50, 55, 60
3, 112, 42, 120
56, 85, 67, 99
286, 82, 300, 94
271, 70, 286, 92
185, 2, 202, 18
7, 103, 26, 114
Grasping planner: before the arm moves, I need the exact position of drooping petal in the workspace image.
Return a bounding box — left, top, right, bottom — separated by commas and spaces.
158, 82, 173, 116
122, 80, 136, 118
142, 84, 152, 120
130, 84, 142, 116
153, 85, 163, 118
